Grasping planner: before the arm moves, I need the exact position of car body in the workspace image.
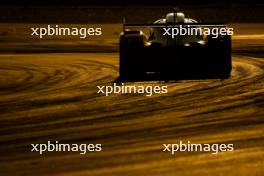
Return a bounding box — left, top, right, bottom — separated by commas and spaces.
119, 11, 232, 80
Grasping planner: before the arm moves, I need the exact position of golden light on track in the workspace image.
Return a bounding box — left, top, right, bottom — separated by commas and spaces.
0, 23, 263, 176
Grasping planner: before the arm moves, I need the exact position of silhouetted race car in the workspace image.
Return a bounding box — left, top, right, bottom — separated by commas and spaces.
119, 10, 232, 80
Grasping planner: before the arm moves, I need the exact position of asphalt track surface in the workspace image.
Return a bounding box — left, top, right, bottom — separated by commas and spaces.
0, 45, 263, 174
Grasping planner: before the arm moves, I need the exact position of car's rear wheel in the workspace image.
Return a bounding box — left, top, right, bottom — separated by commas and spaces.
119, 31, 146, 80
207, 35, 232, 78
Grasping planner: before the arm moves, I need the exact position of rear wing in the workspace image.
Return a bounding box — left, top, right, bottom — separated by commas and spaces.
122, 16, 228, 30
123, 22, 228, 31
121, 20, 232, 42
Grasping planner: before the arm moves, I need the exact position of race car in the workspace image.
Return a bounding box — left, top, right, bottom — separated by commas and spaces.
119, 10, 232, 80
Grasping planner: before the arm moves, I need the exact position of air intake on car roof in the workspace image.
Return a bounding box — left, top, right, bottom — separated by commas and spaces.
166, 13, 185, 23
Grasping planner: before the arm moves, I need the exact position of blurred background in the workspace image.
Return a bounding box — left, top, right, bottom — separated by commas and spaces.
0, 1, 263, 23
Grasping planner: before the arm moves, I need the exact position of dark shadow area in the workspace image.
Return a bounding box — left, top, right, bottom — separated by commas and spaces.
0, 4, 263, 23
